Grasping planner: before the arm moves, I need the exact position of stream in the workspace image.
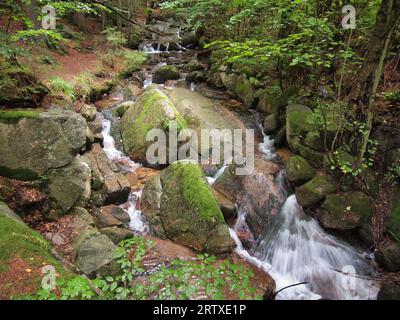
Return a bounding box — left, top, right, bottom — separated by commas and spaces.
96, 28, 379, 300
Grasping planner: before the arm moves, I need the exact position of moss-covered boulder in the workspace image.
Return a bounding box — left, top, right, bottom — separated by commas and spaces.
286, 155, 316, 186
0, 109, 87, 180
316, 192, 372, 231
220, 68, 238, 92
257, 88, 285, 116
141, 161, 232, 254
295, 175, 336, 208
186, 60, 204, 72
375, 241, 400, 272
0, 202, 71, 299
153, 65, 180, 84
385, 188, 400, 242
234, 74, 255, 107
264, 113, 278, 133
120, 89, 187, 165
286, 104, 313, 153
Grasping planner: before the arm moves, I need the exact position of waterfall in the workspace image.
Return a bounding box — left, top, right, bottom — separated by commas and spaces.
100, 113, 148, 234
228, 129, 379, 300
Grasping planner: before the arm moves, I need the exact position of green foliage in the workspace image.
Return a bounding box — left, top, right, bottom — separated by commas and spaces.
102, 27, 128, 49
26, 237, 260, 300
386, 160, 400, 185
381, 88, 400, 103
47, 77, 76, 101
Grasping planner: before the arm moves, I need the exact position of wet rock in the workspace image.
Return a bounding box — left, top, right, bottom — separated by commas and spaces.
82, 144, 131, 205
186, 71, 207, 83
94, 207, 124, 228
186, 60, 204, 72
180, 32, 199, 48
316, 192, 372, 231
286, 155, 316, 186
88, 113, 103, 135
153, 65, 180, 84
101, 205, 130, 224
46, 155, 91, 214
141, 161, 232, 254
100, 227, 134, 245
264, 113, 278, 133
257, 88, 286, 116
114, 101, 135, 118
213, 190, 237, 222
295, 175, 336, 208
0, 110, 87, 180
375, 241, 400, 272
120, 88, 187, 165
80, 104, 97, 122
74, 227, 119, 277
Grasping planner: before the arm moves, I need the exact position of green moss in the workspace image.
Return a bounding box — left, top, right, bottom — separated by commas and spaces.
286, 155, 316, 185
0, 110, 40, 124
287, 111, 312, 135
0, 166, 39, 181
296, 175, 336, 208
166, 162, 224, 224
119, 50, 147, 79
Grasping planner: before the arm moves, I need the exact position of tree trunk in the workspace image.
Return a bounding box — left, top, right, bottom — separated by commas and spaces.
351, 0, 400, 166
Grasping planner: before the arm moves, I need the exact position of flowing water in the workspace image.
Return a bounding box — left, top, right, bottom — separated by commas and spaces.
95, 28, 379, 299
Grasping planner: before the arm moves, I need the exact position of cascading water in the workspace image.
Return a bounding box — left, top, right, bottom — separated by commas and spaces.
100, 112, 148, 234
228, 130, 379, 300
258, 124, 277, 161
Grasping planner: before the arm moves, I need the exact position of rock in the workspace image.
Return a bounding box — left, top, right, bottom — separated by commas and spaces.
100, 227, 134, 245
186, 60, 204, 72
153, 65, 180, 84
295, 175, 336, 208
257, 88, 285, 115
47, 155, 91, 214
74, 227, 119, 277
304, 131, 325, 152
213, 190, 237, 222
274, 126, 286, 147
82, 144, 131, 205
0, 201, 24, 224
0, 110, 87, 180
88, 113, 103, 135
141, 161, 232, 254
297, 144, 325, 166
385, 188, 400, 242
180, 32, 199, 48
375, 241, 400, 272
214, 159, 284, 239
220, 68, 238, 92
95, 207, 123, 228
234, 74, 255, 107
316, 192, 373, 230
100, 205, 130, 224
264, 113, 279, 133
70, 207, 95, 226
80, 104, 97, 122
286, 155, 316, 186
378, 283, 400, 300
286, 104, 313, 153
186, 71, 207, 83
120, 89, 187, 165
114, 101, 135, 118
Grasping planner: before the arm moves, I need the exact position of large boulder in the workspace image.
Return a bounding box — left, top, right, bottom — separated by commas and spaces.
286, 104, 313, 153
315, 192, 373, 231
153, 65, 180, 84
120, 89, 187, 165
375, 241, 400, 272
286, 155, 316, 186
74, 227, 119, 278
141, 161, 232, 254
0, 109, 87, 180
46, 155, 91, 214
295, 175, 336, 208
82, 144, 131, 206
180, 32, 199, 48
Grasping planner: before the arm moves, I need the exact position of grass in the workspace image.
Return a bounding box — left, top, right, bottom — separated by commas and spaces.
47, 77, 77, 101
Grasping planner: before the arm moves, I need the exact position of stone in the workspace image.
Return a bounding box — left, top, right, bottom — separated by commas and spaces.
286, 155, 316, 186
114, 101, 135, 118
0, 110, 87, 180
153, 65, 180, 84
385, 188, 400, 242
186, 71, 207, 83
378, 283, 400, 300
101, 205, 130, 224
180, 32, 199, 48
80, 104, 97, 122
286, 104, 313, 153
82, 144, 131, 205
46, 155, 91, 214
264, 113, 279, 133
120, 89, 187, 165
186, 60, 204, 72
141, 161, 232, 254
100, 227, 134, 245
234, 74, 255, 107
375, 241, 400, 272
295, 175, 336, 208
74, 227, 119, 277
316, 192, 373, 230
